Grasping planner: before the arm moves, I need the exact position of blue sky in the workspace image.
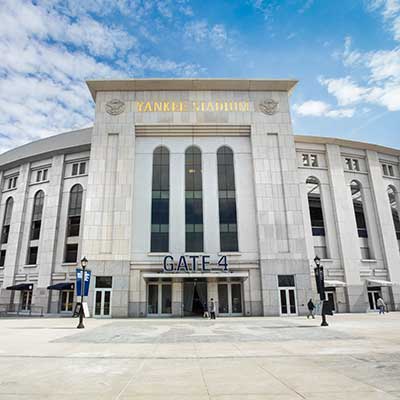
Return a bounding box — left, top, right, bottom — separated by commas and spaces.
0, 0, 399, 152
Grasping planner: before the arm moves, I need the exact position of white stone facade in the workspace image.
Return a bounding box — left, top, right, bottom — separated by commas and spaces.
0, 79, 399, 317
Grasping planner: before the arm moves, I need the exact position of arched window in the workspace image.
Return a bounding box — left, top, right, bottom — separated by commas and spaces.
27, 190, 44, 265
67, 184, 83, 237
387, 186, 400, 240
350, 180, 371, 259
350, 181, 367, 238
185, 146, 203, 252
30, 190, 44, 240
217, 146, 238, 251
150, 146, 170, 252
306, 177, 325, 236
1, 197, 13, 244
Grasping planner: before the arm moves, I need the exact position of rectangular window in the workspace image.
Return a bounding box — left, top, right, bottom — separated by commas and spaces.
36, 170, 42, 182
0, 249, 6, 267
43, 169, 48, 181
67, 216, 81, 237
79, 162, 86, 175
352, 159, 360, 171
310, 154, 318, 167
64, 243, 78, 263
345, 158, 352, 170
302, 154, 310, 166
27, 246, 38, 265
71, 163, 78, 176
1, 225, 10, 244
30, 220, 41, 240
7, 177, 17, 189
383, 164, 388, 175
388, 165, 394, 177
278, 275, 295, 287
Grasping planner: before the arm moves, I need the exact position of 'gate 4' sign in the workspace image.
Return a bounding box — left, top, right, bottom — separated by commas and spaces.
76, 269, 92, 296
163, 255, 228, 272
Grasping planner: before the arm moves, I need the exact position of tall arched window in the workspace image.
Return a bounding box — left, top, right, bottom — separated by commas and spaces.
306, 177, 325, 236
350, 181, 367, 238
27, 190, 44, 265
30, 190, 44, 240
387, 186, 400, 240
217, 146, 238, 252
350, 180, 371, 259
1, 197, 13, 244
185, 146, 203, 252
67, 184, 83, 237
151, 146, 170, 252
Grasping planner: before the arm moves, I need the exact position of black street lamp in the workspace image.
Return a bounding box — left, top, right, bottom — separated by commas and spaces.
314, 255, 329, 327
77, 257, 88, 329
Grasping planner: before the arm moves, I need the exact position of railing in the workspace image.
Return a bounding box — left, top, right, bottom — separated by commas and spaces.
0, 304, 43, 317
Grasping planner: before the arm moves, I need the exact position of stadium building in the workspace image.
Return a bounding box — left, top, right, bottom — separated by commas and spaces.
0, 79, 399, 317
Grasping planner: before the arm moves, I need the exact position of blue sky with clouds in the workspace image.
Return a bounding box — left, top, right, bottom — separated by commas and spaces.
0, 0, 399, 153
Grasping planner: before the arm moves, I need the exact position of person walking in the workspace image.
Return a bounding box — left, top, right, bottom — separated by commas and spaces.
203, 301, 209, 319
377, 296, 386, 315
307, 299, 315, 319
210, 298, 216, 320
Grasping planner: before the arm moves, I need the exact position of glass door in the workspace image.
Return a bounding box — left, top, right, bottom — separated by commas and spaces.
21, 290, 32, 311
60, 290, 74, 312
279, 288, 297, 315
326, 291, 337, 313
147, 282, 172, 316
217, 282, 243, 316
94, 289, 112, 317
368, 289, 381, 310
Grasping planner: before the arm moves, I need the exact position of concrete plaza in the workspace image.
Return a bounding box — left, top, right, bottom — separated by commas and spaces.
0, 313, 399, 399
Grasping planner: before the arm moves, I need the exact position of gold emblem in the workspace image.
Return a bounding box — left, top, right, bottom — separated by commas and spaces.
259, 99, 279, 115
105, 99, 125, 116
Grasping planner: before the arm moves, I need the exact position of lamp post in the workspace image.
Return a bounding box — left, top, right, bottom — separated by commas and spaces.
314, 255, 328, 327
77, 257, 88, 329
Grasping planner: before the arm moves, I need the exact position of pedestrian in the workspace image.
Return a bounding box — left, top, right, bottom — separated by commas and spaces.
203, 301, 209, 319
307, 298, 315, 319
210, 298, 216, 320
377, 296, 386, 315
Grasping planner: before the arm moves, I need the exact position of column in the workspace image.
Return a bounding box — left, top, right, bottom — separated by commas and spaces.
326, 144, 364, 311
366, 150, 400, 310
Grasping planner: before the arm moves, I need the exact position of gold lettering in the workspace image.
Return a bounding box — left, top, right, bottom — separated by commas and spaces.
143, 102, 152, 112
181, 101, 188, 112
171, 102, 178, 112
192, 101, 199, 112
154, 102, 162, 112
239, 101, 249, 112
136, 101, 144, 112
163, 101, 170, 112
206, 102, 214, 112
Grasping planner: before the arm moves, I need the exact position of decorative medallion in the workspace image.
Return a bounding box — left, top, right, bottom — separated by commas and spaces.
105, 99, 125, 116
259, 99, 279, 115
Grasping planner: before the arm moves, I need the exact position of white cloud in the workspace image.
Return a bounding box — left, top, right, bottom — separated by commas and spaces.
293, 100, 355, 118
319, 76, 370, 106
184, 20, 229, 50
0, 0, 206, 153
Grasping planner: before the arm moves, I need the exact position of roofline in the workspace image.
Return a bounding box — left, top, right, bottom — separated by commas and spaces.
0, 128, 92, 170
294, 134, 400, 157
86, 78, 299, 101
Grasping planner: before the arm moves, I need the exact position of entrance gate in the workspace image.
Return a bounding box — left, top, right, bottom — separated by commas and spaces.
183, 279, 207, 316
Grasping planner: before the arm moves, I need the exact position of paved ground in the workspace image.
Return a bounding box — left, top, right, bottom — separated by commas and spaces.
0, 313, 400, 399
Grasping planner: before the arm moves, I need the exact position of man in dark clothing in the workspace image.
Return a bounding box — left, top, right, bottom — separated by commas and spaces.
307, 299, 315, 319
210, 298, 216, 320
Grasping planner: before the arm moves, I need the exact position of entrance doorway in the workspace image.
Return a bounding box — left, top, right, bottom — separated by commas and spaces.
94, 276, 112, 318
278, 275, 297, 316
183, 279, 207, 316
368, 287, 381, 310
20, 290, 32, 311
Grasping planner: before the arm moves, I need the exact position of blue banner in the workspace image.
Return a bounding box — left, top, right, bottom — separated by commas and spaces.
76, 269, 91, 296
